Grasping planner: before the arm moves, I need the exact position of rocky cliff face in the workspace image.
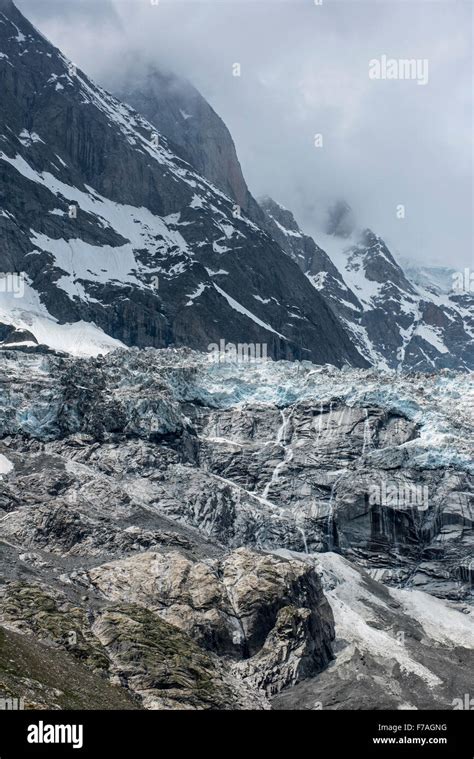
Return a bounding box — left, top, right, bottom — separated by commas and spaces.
0, 347, 472, 709
0, 0, 365, 367
115, 65, 265, 225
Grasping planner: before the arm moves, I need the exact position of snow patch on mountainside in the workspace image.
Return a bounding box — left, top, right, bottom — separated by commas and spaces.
0, 453, 13, 476
213, 284, 287, 339
30, 232, 144, 296
274, 549, 473, 699
0, 279, 125, 356
389, 587, 473, 649
316, 553, 442, 687
413, 324, 449, 354
0, 152, 190, 268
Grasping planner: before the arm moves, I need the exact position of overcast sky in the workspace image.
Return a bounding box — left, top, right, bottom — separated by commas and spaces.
17, 0, 473, 268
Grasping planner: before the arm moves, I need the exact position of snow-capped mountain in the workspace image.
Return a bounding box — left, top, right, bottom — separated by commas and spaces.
259, 199, 474, 372
0, 0, 471, 373
111, 54, 473, 374
0, 0, 365, 367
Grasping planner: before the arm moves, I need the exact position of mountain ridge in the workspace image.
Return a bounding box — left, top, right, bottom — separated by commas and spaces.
259, 197, 474, 371
0, 0, 367, 367
109, 54, 473, 373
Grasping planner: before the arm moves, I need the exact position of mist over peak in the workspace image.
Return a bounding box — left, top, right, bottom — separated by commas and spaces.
16, 0, 473, 269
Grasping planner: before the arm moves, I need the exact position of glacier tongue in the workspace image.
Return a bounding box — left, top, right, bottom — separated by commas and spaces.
0, 345, 472, 710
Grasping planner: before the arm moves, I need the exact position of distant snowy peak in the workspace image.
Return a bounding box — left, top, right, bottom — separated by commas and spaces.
327, 229, 474, 371
345, 228, 417, 295
259, 198, 474, 372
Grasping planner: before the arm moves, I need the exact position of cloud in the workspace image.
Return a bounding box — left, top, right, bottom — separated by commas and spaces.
17, 0, 473, 267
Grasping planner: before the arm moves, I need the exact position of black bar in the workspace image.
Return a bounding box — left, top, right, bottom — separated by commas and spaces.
0, 710, 471, 757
